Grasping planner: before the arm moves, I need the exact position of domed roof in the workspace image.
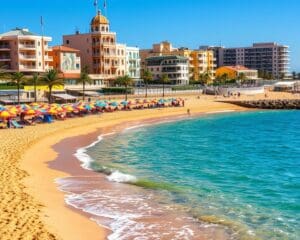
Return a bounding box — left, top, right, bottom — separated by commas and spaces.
91, 11, 109, 25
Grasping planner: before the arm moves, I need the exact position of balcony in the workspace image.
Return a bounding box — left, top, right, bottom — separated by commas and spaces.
19, 44, 36, 49
0, 55, 11, 61
19, 54, 36, 60
0, 45, 10, 51
44, 56, 53, 61
19, 65, 37, 71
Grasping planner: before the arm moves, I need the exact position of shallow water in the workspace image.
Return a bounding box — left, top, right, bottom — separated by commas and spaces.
64, 110, 300, 239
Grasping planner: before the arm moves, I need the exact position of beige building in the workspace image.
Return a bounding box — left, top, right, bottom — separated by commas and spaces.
63, 11, 131, 86
140, 41, 216, 81
0, 28, 53, 73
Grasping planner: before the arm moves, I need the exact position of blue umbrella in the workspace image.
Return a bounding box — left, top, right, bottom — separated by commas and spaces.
121, 101, 129, 106
84, 105, 93, 111
110, 102, 118, 107
95, 101, 107, 107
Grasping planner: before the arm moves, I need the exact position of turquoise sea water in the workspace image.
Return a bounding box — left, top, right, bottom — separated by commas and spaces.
87, 111, 300, 239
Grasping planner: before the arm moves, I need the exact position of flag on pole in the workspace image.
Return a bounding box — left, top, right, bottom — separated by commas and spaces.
94, 0, 98, 7
40, 16, 44, 26
104, 0, 107, 9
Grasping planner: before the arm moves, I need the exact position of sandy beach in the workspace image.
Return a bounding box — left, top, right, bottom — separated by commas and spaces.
0, 93, 297, 240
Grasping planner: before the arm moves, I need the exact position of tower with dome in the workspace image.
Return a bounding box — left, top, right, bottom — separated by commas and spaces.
63, 9, 140, 86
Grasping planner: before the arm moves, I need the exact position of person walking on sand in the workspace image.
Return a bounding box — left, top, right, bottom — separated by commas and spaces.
187, 109, 191, 116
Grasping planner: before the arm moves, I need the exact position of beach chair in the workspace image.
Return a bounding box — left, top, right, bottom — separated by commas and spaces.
0, 121, 7, 129
43, 115, 53, 123
11, 120, 24, 129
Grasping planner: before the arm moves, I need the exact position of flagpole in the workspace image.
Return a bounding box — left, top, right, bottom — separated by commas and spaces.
41, 16, 45, 72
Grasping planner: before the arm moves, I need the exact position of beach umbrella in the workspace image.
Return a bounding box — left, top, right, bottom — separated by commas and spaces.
0, 111, 14, 119
76, 105, 85, 111
47, 108, 58, 115
24, 109, 36, 115
0, 105, 6, 111
30, 102, 40, 107
121, 101, 129, 106
110, 102, 118, 107
95, 101, 107, 107
84, 105, 93, 111
64, 106, 74, 113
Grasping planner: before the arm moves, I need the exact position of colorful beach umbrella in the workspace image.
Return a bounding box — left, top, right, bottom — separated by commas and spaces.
0, 111, 14, 119
24, 109, 36, 115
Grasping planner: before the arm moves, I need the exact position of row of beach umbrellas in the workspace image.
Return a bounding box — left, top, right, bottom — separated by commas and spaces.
0, 98, 181, 119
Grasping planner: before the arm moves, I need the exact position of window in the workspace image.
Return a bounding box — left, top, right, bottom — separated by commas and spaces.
66, 40, 70, 44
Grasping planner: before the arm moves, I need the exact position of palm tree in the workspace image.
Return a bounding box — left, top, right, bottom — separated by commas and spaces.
26, 73, 41, 102
115, 75, 133, 101
237, 72, 247, 84
142, 70, 152, 98
198, 73, 207, 85
11, 72, 24, 104
77, 65, 92, 101
160, 74, 170, 98
42, 69, 64, 103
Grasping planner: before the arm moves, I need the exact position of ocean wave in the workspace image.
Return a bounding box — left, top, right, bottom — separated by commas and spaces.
107, 170, 137, 183
74, 132, 115, 170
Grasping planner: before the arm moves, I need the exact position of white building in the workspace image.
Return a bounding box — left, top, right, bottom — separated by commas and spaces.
126, 46, 140, 81
145, 55, 189, 85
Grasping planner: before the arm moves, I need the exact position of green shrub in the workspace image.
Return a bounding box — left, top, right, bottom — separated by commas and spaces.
101, 87, 133, 94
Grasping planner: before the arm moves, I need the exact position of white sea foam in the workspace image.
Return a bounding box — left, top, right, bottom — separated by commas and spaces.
73, 132, 115, 170
107, 170, 137, 183
123, 124, 147, 131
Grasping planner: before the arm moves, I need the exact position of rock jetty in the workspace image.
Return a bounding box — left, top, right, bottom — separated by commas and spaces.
222, 99, 300, 109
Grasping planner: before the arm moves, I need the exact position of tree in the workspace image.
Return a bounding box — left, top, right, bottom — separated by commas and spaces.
26, 73, 41, 102
199, 71, 212, 85
292, 71, 297, 80
142, 70, 152, 98
42, 69, 64, 103
219, 73, 229, 84
160, 74, 170, 98
11, 72, 25, 104
115, 75, 133, 101
237, 72, 247, 83
297, 73, 300, 80
77, 65, 92, 101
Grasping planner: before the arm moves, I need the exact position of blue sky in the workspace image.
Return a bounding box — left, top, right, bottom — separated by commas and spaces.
2, 0, 300, 71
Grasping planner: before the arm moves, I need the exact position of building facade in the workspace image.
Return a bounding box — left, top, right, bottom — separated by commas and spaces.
216, 65, 258, 80
50, 45, 81, 79
140, 41, 216, 81
63, 11, 140, 86
145, 55, 189, 85
125, 46, 140, 81
0, 28, 52, 73
204, 43, 289, 79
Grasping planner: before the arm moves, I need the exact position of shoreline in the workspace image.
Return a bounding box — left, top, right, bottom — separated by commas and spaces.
22, 109, 249, 239
1, 95, 252, 240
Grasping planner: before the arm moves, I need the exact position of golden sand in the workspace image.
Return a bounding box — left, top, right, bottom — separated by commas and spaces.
0, 93, 296, 240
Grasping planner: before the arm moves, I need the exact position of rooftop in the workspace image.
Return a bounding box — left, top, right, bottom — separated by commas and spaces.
52, 45, 80, 52
0, 28, 38, 37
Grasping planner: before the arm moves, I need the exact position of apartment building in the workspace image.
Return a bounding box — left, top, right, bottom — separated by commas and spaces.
140, 41, 216, 81
203, 43, 290, 79
0, 28, 52, 73
145, 55, 189, 85
63, 11, 140, 86
125, 46, 140, 81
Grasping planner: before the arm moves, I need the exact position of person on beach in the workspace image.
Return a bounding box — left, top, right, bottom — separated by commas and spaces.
187, 109, 191, 115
